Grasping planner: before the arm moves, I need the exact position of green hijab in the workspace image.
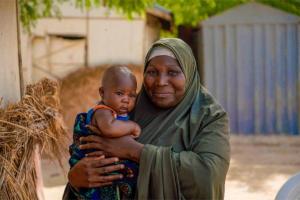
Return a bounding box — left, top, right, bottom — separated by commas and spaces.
133, 38, 230, 199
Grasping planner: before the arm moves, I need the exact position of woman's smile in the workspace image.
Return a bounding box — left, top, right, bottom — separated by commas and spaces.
152, 92, 173, 98
144, 55, 186, 108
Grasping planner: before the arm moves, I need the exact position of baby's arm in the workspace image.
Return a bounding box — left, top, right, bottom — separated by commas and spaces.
91, 109, 141, 138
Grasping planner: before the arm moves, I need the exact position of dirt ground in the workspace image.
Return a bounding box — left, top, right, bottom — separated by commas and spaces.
41, 67, 300, 199
225, 135, 300, 199
41, 135, 300, 199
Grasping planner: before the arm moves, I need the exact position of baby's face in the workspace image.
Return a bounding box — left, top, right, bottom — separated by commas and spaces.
101, 78, 137, 115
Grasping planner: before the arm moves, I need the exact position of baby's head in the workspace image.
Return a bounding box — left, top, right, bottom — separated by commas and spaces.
99, 65, 137, 115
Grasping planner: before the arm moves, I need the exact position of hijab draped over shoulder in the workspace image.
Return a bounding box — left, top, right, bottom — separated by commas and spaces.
133, 38, 230, 199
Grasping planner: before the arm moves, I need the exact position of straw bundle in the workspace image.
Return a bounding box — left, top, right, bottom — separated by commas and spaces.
0, 78, 69, 200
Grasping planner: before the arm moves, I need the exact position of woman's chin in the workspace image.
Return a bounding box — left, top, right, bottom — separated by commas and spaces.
151, 98, 175, 109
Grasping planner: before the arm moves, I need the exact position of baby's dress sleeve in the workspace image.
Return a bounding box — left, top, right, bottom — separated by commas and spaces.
69, 112, 90, 167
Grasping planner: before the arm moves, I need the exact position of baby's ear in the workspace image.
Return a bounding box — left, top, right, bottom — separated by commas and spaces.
99, 87, 104, 98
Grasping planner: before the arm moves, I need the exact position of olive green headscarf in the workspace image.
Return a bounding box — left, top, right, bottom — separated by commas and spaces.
134, 38, 230, 199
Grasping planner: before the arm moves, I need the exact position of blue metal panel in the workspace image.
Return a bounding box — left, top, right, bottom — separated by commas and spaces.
225, 25, 238, 133
203, 27, 215, 93
236, 25, 255, 134
253, 24, 266, 133
264, 24, 277, 133
286, 25, 299, 135
274, 24, 288, 134
214, 26, 227, 110
201, 23, 299, 135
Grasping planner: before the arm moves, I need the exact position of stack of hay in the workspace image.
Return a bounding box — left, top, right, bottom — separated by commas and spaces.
0, 79, 69, 200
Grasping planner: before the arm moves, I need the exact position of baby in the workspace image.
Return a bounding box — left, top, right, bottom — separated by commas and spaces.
69, 65, 140, 200
90, 65, 140, 138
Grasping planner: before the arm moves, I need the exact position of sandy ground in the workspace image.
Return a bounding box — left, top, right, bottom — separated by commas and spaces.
41, 135, 300, 200
41, 67, 300, 199
225, 135, 300, 200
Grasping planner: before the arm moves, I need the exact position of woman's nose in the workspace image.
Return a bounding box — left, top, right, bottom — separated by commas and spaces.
156, 74, 168, 86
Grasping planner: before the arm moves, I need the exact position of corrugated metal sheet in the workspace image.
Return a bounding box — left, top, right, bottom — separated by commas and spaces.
201, 3, 300, 135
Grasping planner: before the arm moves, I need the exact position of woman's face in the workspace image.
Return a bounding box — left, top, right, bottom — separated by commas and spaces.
144, 55, 186, 108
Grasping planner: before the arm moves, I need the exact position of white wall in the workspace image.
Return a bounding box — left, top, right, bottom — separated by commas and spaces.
88, 19, 145, 66
32, 17, 146, 66
20, 4, 161, 82
0, 0, 21, 104
33, 18, 86, 36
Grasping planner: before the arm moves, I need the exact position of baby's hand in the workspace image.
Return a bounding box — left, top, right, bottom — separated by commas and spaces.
132, 124, 141, 138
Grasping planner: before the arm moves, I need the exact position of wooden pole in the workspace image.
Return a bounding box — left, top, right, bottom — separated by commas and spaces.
0, 0, 44, 199
0, 0, 21, 105
85, 10, 89, 68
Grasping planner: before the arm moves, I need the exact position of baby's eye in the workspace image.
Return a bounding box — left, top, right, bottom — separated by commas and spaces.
129, 93, 137, 98
116, 91, 123, 96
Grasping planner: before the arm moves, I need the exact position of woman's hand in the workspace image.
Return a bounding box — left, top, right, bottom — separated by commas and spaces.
68, 155, 124, 188
81, 125, 144, 162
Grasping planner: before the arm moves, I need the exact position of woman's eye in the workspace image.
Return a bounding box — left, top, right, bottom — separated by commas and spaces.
146, 70, 157, 76
168, 70, 180, 76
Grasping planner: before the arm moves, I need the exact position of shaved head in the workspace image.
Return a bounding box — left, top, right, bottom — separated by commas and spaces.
101, 65, 137, 89
99, 65, 137, 114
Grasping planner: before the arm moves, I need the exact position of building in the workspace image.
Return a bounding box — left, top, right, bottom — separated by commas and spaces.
200, 2, 300, 135
21, 3, 173, 83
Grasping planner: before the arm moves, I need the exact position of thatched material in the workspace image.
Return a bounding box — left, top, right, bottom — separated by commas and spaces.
0, 78, 69, 200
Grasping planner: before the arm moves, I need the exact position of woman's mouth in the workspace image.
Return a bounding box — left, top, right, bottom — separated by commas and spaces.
153, 93, 173, 98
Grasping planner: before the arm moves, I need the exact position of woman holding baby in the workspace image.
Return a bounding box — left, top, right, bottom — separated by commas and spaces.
64, 38, 230, 200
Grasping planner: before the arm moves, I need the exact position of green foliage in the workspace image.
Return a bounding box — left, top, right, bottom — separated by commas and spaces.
101, 0, 153, 18
19, 0, 67, 32
157, 0, 248, 26
259, 0, 300, 16
19, 0, 300, 32
72, 0, 154, 17
19, 0, 155, 32
157, 0, 300, 26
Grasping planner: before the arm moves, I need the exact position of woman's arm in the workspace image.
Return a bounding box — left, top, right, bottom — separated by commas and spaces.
80, 129, 144, 163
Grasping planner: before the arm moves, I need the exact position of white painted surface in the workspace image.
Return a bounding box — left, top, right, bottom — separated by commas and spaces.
32, 17, 146, 66
88, 19, 145, 66
21, 5, 161, 82
33, 19, 86, 36
0, 0, 21, 104
31, 35, 85, 82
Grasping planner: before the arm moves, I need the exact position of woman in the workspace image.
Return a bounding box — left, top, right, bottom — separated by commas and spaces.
65, 38, 230, 199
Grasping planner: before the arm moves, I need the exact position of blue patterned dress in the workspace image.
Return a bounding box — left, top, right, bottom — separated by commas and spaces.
69, 107, 139, 200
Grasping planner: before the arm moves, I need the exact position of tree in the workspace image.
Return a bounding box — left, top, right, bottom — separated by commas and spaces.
157, 0, 300, 26
19, 0, 300, 32
19, 0, 155, 32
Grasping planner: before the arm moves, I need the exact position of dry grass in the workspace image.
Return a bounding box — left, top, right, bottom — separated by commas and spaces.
0, 78, 69, 200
